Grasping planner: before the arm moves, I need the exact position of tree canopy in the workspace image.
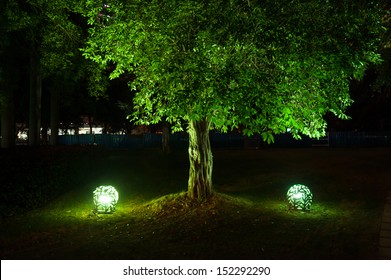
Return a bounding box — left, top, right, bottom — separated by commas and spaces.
83, 0, 384, 141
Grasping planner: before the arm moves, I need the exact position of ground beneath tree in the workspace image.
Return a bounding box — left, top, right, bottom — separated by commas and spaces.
1, 146, 390, 259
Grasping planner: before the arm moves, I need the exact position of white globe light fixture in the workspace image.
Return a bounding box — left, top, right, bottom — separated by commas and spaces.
93, 185, 119, 213
287, 184, 312, 210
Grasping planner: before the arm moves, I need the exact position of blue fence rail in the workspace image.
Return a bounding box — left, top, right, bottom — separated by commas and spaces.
329, 131, 391, 147
58, 131, 391, 149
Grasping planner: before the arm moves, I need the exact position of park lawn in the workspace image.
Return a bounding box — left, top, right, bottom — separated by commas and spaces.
1, 146, 390, 259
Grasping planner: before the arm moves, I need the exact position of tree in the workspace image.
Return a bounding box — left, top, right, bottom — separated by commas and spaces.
374, 1, 391, 93
0, 64, 16, 149
1, 1, 20, 148
82, 0, 385, 199
2, 0, 70, 145
2, 0, 109, 146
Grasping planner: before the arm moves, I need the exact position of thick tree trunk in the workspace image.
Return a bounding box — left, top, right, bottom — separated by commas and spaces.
1, 90, 15, 149
162, 120, 171, 154
28, 50, 42, 146
187, 119, 213, 199
49, 89, 59, 145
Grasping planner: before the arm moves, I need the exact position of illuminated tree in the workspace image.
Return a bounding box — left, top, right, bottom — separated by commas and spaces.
82, 0, 384, 199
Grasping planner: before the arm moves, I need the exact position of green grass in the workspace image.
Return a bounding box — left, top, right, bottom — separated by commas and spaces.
1, 146, 390, 259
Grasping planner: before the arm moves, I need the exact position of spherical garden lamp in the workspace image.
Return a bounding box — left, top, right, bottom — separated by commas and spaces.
287, 184, 313, 211
93, 185, 119, 213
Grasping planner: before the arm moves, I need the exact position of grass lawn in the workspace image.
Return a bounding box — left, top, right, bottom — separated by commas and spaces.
1, 146, 390, 259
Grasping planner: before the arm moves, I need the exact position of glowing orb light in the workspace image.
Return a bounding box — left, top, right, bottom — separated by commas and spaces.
287, 184, 312, 210
93, 185, 119, 213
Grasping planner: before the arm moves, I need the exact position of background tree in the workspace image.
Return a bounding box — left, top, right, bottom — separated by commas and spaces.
0, 0, 26, 148
82, 0, 385, 199
2, 0, 111, 146
374, 1, 391, 94
2, 0, 73, 145
0, 43, 14, 149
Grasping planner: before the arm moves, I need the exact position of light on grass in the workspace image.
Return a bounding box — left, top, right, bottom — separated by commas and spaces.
93, 185, 119, 213
287, 184, 312, 211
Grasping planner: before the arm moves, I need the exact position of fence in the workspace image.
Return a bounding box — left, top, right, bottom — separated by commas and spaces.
58, 131, 391, 149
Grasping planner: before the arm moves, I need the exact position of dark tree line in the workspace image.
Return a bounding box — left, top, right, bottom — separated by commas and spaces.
0, 0, 132, 148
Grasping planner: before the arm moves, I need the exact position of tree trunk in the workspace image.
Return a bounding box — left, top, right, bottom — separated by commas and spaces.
88, 115, 93, 134
49, 89, 59, 145
162, 120, 171, 154
1, 90, 15, 149
28, 50, 42, 146
187, 119, 213, 199
41, 126, 48, 145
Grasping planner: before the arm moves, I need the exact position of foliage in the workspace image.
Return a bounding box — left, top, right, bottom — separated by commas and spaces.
1, 0, 109, 98
374, 1, 391, 93
82, 0, 385, 141
3, 0, 74, 73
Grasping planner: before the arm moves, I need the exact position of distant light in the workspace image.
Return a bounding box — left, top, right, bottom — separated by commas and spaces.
93, 185, 119, 213
287, 184, 312, 210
